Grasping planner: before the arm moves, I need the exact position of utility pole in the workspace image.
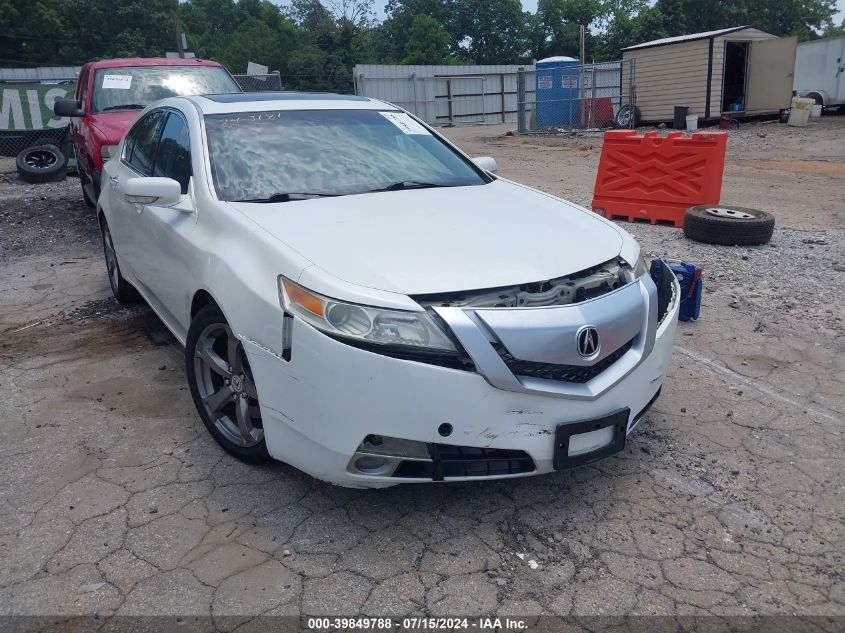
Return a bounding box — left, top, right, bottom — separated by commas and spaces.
175, 15, 186, 58
579, 24, 586, 63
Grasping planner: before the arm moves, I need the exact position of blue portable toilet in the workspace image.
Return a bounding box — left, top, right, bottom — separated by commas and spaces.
535, 56, 580, 128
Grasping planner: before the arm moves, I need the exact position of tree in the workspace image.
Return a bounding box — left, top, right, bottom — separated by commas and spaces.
523, 11, 548, 60
536, 0, 606, 59
403, 14, 450, 63
455, 0, 528, 63
221, 17, 292, 73
824, 18, 845, 38
738, 0, 837, 41
382, 0, 460, 61
0, 0, 63, 65
2, 0, 839, 89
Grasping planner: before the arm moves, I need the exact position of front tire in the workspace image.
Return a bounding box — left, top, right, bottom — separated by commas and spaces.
186, 305, 269, 463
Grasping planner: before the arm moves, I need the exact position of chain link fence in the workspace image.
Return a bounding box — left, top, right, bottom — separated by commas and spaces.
516, 60, 637, 134
0, 80, 77, 159
232, 73, 283, 92
234, 73, 354, 94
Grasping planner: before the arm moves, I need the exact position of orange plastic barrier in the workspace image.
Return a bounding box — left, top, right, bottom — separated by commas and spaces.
591, 130, 728, 227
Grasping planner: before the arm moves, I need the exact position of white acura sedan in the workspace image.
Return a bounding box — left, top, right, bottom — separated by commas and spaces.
98, 92, 680, 487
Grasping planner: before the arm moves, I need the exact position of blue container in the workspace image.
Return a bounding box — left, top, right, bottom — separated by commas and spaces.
535, 56, 580, 128
651, 260, 702, 322
671, 262, 702, 321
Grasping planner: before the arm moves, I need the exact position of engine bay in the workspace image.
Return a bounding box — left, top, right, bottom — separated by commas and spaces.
414, 259, 632, 309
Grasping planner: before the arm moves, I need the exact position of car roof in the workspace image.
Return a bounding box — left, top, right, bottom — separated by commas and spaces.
183, 92, 397, 114
87, 57, 224, 70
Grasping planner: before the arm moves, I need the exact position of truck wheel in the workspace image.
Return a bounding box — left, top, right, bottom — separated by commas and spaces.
16, 144, 67, 184
683, 205, 775, 246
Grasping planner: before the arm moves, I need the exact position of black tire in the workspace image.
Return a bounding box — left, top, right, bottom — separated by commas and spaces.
16, 144, 67, 183
807, 92, 824, 107
683, 205, 775, 246
614, 104, 640, 128
36, 134, 75, 174
99, 217, 141, 303
186, 304, 270, 463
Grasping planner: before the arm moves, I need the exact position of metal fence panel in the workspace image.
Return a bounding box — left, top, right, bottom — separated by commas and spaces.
516, 60, 636, 134
353, 64, 530, 124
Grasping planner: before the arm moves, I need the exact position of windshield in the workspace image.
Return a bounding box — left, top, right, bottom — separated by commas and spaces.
92, 66, 239, 113
204, 109, 488, 201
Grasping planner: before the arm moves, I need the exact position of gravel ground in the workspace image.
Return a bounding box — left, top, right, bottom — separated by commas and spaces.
0, 117, 843, 627
0, 172, 96, 261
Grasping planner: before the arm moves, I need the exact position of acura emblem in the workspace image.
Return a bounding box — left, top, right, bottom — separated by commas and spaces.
576, 326, 600, 359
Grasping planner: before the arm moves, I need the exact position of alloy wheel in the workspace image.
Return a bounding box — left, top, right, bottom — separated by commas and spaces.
24, 148, 58, 170
193, 323, 263, 447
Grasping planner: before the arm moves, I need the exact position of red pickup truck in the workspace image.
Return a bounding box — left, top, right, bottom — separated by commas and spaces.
54, 57, 240, 207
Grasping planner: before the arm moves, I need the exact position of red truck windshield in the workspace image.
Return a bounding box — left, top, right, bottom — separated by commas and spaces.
92, 66, 239, 113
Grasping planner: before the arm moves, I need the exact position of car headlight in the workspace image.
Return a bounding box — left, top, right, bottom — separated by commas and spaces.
632, 252, 648, 278
278, 277, 457, 352
101, 144, 119, 160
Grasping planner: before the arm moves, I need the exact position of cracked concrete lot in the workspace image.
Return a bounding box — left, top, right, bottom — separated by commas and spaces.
0, 118, 843, 626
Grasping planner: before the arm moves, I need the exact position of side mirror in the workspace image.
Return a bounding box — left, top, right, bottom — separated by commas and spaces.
123, 177, 182, 206
53, 99, 84, 117
472, 156, 498, 174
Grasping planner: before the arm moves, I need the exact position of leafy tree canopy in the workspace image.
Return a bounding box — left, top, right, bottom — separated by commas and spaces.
0, 0, 838, 87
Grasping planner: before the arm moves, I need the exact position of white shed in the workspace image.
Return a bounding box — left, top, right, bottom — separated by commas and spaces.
621, 26, 797, 122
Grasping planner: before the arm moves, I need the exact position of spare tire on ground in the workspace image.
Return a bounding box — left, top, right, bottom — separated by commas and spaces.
614, 104, 640, 128
683, 205, 775, 246
16, 144, 67, 184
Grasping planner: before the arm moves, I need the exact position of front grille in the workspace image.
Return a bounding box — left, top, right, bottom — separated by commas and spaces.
495, 338, 634, 383
393, 445, 534, 479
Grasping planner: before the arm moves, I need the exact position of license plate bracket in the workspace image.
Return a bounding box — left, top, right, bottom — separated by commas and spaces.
553, 408, 630, 470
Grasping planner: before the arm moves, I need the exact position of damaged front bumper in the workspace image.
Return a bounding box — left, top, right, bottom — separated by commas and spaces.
245, 267, 681, 488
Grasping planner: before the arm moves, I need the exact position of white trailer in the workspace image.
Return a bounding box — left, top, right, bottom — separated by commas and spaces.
793, 36, 845, 108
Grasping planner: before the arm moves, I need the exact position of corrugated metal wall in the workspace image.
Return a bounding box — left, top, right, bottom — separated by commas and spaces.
353, 64, 534, 124
0, 67, 82, 82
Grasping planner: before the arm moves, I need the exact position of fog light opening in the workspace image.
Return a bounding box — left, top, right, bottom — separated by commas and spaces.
354, 455, 390, 475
